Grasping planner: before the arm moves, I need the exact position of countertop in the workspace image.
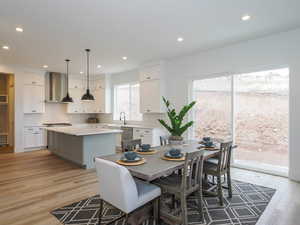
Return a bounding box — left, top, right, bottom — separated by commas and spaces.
44, 126, 123, 136
98, 123, 157, 129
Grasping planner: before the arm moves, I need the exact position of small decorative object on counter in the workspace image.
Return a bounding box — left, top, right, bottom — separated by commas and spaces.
87, 117, 99, 124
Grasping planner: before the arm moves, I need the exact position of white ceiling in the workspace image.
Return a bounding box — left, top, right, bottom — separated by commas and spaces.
1, 0, 300, 74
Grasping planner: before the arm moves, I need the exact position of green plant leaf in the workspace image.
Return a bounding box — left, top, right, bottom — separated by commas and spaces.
178, 121, 194, 136
158, 119, 173, 134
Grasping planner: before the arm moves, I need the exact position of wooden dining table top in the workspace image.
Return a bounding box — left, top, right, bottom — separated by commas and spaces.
98, 140, 220, 182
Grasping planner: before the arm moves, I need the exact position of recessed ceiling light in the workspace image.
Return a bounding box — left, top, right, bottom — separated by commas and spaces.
2, 45, 9, 50
177, 37, 184, 42
122, 56, 127, 60
97, 65, 102, 68
16, 27, 23, 32
80, 71, 84, 74
241, 14, 251, 21
43, 65, 48, 68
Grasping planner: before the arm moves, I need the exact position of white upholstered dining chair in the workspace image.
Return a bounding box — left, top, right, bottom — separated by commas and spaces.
95, 158, 161, 225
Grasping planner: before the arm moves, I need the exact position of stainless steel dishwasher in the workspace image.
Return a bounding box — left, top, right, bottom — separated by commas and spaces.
121, 126, 133, 141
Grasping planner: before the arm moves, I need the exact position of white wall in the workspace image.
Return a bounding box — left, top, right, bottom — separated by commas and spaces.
164, 28, 300, 181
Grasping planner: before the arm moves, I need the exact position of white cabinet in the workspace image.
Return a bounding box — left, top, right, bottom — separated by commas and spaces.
93, 88, 106, 113
24, 127, 47, 150
24, 84, 45, 114
133, 128, 153, 145
133, 127, 165, 147
139, 64, 164, 82
67, 88, 84, 113
140, 79, 165, 113
92, 79, 105, 90
139, 63, 166, 114
24, 73, 44, 86
69, 78, 83, 89
67, 78, 110, 114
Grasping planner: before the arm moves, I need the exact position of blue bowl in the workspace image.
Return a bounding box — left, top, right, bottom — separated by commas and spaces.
141, 144, 151, 151
204, 141, 214, 147
203, 137, 211, 142
124, 151, 138, 161
169, 148, 181, 157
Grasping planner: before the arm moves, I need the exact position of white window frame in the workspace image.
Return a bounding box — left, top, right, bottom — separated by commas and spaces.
113, 82, 143, 121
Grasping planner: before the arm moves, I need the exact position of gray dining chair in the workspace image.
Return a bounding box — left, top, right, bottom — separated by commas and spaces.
203, 141, 233, 206
152, 151, 205, 225
95, 158, 161, 225
121, 139, 142, 152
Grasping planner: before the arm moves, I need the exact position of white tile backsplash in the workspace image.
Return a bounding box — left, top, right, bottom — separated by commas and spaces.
24, 103, 92, 126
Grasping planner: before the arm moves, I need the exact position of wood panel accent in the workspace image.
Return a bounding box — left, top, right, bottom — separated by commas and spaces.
0, 150, 99, 225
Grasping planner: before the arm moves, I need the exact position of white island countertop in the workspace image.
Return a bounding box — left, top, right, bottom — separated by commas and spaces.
45, 126, 123, 136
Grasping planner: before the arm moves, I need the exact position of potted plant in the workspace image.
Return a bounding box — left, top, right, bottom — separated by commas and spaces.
158, 97, 196, 145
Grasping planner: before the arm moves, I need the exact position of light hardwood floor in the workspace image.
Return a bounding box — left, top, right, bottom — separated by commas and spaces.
0, 150, 299, 225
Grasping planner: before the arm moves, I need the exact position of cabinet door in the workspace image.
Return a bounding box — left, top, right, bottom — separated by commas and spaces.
24, 85, 45, 113
140, 80, 162, 113
24, 128, 36, 148
94, 79, 105, 90
94, 88, 105, 113
67, 88, 83, 113
24, 73, 44, 86
69, 79, 83, 89
139, 65, 162, 81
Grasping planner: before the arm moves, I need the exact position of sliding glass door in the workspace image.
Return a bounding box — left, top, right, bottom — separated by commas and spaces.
192, 76, 232, 140
234, 68, 289, 174
192, 68, 289, 175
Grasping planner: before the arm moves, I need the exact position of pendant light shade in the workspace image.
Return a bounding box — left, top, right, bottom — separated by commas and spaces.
62, 59, 74, 103
81, 49, 95, 101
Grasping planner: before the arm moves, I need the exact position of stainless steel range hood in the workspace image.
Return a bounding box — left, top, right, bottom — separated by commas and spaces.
45, 72, 68, 103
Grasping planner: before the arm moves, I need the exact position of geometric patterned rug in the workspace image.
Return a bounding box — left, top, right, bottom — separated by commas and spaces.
51, 180, 276, 225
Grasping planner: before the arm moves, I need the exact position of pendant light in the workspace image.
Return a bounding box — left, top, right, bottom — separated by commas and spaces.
61, 59, 73, 103
81, 49, 95, 101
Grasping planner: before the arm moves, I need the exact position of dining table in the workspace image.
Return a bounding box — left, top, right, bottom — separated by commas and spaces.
98, 140, 220, 182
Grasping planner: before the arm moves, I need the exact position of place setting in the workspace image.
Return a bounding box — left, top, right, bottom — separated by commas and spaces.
134, 144, 158, 155
116, 151, 146, 166
162, 148, 185, 161
198, 137, 219, 151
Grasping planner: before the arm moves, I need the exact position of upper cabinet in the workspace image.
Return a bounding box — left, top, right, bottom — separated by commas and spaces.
69, 78, 84, 89
24, 73, 44, 86
23, 73, 45, 114
139, 63, 166, 113
67, 76, 111, 114
139, 64, 163, 81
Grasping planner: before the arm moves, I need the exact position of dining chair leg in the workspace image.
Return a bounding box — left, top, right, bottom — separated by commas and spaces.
217, 175, 224, 206
124, 214, 129, 224
227, 169, 233, 198
180, 194, 188, 225
171, 194, 176, 209
196, 190, 204, 222
153, 197, 160, 223
98, 199, 103, 225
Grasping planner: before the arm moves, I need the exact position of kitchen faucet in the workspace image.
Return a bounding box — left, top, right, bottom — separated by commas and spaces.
120, 112, 127, 125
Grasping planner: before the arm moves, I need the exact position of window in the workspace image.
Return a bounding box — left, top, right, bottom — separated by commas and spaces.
192, 68, 289, 176
113, 83, 143, 121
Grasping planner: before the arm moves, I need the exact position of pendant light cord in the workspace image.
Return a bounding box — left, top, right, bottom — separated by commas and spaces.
65, 59, 70, 92
86, 49, 90, 90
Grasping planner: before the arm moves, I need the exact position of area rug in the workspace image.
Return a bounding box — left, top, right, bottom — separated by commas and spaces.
51, 180, 275, 225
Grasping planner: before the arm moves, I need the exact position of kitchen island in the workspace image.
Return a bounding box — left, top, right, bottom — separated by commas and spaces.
45, 126, 122, 169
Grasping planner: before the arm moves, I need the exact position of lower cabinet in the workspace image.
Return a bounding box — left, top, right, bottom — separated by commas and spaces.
133, 128, 164, 147
24, 127, 47, 150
